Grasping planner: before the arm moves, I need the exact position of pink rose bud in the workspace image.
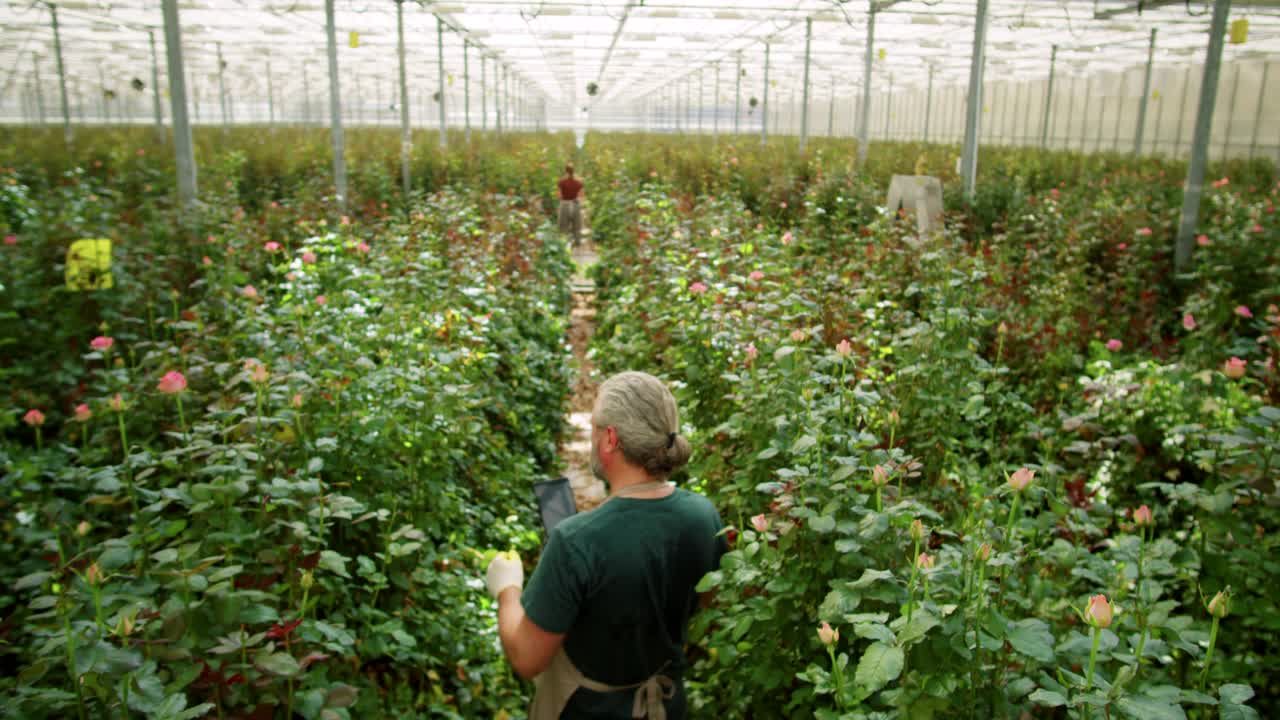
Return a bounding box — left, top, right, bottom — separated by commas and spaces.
1223, 357, 1247, 379
1252, 224, 1263, 233
1008, 467, 1036, 492
1207, 589, 1230, 618
817, 621, 839, 646
1105, 339, 1123, 352
781, 232, 793, 245
1196, 234, 1211, 246
73, 404, 92, 422
157, 371, 188, 394
836, 339, 852, 357
202, 256, 213, 266
85, 562, 105, 585
689, 282, 708, 295
242, 285, 258, 300
265, 241, 282, 252
286, 272, 297, 282
888, 410, 900, 426
871, 465, 890, 487
90, 336, 115, 351
291, 393, 304, 409
109, 394, 126, 412
1133, 504, 1153, 527
3, 234, 16, 245
341, 215, 351, 226
356, 242, 371, 254
302, 251, 317, 264
910, 519, 925, 544
744, 343, 758, 362
1117, 243, 1128, 251
751, 514, 769, 533
790, 329, 806, 343
916, 553, 935, 570
978, 543, 993, 562
1136, 228, 1152, 236
1235, 305, 1253, 319
749, 270, 764, 281
1085, 594, 1113, 628
250, 362, 269, 384
1182, 313, 1197, 331
315, 295, 328, 306
23, 409, 45, 427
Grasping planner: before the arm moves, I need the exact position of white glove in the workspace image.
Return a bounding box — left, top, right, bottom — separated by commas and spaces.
485, 553, 524, 598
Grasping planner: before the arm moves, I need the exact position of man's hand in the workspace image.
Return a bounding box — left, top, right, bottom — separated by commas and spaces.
486, 552, 524, 598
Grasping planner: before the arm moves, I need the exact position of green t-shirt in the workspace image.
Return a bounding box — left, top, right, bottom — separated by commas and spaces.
521, 488, 727, 719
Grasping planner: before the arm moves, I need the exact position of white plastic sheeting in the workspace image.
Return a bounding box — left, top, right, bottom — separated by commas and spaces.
2, 0, 1279, 159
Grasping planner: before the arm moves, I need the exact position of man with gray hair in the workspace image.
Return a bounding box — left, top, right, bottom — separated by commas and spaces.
485, 371, 728, 719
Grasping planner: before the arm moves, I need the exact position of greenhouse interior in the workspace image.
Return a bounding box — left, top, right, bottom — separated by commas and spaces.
1, 0, 1278, 718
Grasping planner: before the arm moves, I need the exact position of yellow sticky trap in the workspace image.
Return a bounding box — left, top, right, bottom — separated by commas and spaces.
1229, 18, 1248, 44
448, 74, 455, 86
349, 31, 360, 48
878, 48, 886, 61
1152, 90, 1161, 100
66, 239, 113, 290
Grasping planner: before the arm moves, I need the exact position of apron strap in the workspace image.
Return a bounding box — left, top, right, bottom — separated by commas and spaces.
569, 655, 676, 720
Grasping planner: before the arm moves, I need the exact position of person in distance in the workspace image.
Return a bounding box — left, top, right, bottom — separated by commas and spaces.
485, 371, 728, 719
558, 163, 585, 247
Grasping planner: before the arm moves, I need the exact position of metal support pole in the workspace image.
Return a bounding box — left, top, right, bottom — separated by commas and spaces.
800, 16, 812, 151
50, 3, 72, 145
761, 42, 770, 145
324, 0, 348, 211
436, 17, 447, 148
266, 60, 275, 127
1152, 71, 1165, 154
828, 75, 836, 137
923, 67, 934, 143
463, 39, 471, 142
714, 63, 720, 141
698, 69, 704, 134
32, 54, 46, 125
496, 63, 504, 133
734, 53, 742, 135
1174, 66, 1191, 156
1113, 75, 1126, 151
1249, 62, 1270, 159
1134, 29, 1157, 155
396, 0, 411, 196
1221, 64, 1240, 160
1080, 77, 1092, 150
161, 0, 197, 208
303, 64, 311, 126
98, 66, 108, 124
1041, 46, 1057, 148
217, 42, 229, 130
1175, 0, 1232, 272
858, 4, 876, 164
481, 55, 488, 131
883, 75, 893, 140
960, 0, 990, 200
1095, 79, 1107, 151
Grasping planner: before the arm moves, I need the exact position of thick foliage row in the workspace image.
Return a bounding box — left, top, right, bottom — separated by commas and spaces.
1, 130, 575, 718
585, 143, 1278, 718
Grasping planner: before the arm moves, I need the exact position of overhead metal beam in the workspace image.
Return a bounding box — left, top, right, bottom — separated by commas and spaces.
397, 0, 411, 196
1133, 29, 1157, 155
960, 0, 990, 201
160, 0, 196, 208
324, 0, 347, 211
1093, 0, 1184, 20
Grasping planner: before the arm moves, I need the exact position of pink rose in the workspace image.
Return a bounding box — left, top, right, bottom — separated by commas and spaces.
73, 404, 92, 422
1235, 305, 1253, 319
1211, 177, 1229, 188
1197, 234, 1211, 246
744, 343, 758, 362
749, 270, 764, 281
356, 242, 371, 254
1182, 313, 1196, 331
1105, 339, 1123, 352
750, 514, 769, 533
109, 394, 126, 412
243, 285, 259, 300
790, 329, 806, 343
781, 232, 793, 246
23, 409, 45, 427
341, 215, 351, 226
916, 553, 935, 570
3, 234, 16, 245
1133, 504, 1153, 527
1252, 224, 1263, 233
1223, 357, 1247, 379
315, 295, 328, 306
1008, 467, 1035, 491
689, 282, 708, 295
836, 339, 852, 357
157, 371, 188, 394
90, 336, 115, 351
871, 465, 890, 487
1117, 243, 1128, 251
1136, 227, 1152, 236
1085, 594, 1113, 628
202, 255, 213, 266
265, 241, 282, 252
817, 622, 838, 646
302, 251, 317, 264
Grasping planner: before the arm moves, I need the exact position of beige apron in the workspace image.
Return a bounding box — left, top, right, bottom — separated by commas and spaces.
528, 481, 678, 720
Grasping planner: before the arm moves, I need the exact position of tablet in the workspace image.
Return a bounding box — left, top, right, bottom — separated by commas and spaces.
533, 477, 578, 534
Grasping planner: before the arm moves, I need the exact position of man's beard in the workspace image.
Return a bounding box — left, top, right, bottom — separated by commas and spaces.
590, 444, 607, 483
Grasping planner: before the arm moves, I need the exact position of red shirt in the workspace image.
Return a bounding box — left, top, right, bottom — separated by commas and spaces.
558, 177, 583, 200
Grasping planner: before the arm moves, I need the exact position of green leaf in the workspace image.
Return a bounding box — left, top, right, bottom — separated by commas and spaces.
809, 515, 836, 533
326, 683, 359, 708
14, 571, 51, 591
319, 550, 351, 578
696, 571, 722, 592
895, 610, 939, 646
1007, 618, 1056, 663
1029, 689, 1067, 708
853, 623, 896, 645
853, 642, 903, 695
255, 652, 301, 677
849, 568, 894, 589
1219, 684, 1259, 720
791, 434, 817, 455
1116, 696, 1187, 720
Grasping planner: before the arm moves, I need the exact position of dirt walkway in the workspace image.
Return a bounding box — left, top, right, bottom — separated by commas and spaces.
561, 232, 606, 510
